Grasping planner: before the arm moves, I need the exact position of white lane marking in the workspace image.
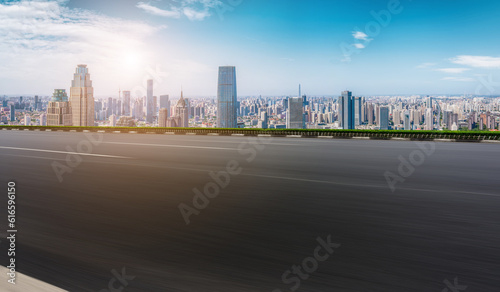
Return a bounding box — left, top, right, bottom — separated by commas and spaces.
170, 140, 303, 146
0, 132, 305, 146
0, 146, 129, 159
0, 132, 72, 137
0, 153, 66, 161
243, 173, 385, 189
242, 173, 500, 197
103, 141, 239, 151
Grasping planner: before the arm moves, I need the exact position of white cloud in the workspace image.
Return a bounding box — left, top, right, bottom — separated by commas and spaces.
354, 43, 365, 49
183, 7, 210, 21
136, 2, 181, 18
137, 0, 223, 21
435, 68, 470, 74
416, 62, 436, 69
352, 31, 368, 41
451, 55, 500, 68
0, 0, 162, 95
441, 77, 475, 82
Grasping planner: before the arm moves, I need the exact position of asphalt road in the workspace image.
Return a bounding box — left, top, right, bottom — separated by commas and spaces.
0, 130, 499, 291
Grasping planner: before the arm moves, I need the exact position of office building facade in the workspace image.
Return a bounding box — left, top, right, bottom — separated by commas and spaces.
10, 104, 15, 121
159, 108, 169, 127
354, 96, 362, 126
286, 97, 304, 129
160, 95, 170, 116
403, 111, 411, 130
175, 92, 189, 128
338, 91, 354, 129
47, 89, 72, 126
379, 106, 389, 130
70, 65, 94, 126
217, 66, 237, 128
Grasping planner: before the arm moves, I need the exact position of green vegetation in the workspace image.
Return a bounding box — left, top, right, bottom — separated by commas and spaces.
1, 124, 498, 140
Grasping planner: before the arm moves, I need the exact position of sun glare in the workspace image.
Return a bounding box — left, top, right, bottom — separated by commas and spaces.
123, 51, 142, 68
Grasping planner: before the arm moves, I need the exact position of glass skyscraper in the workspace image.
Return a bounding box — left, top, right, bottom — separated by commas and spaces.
10, 104, 15, 122
379, 106, 389, 130
159, 95, 170, 112
338, 91, 354, 129
354, 96, 362, 126
404, 111, 411, 130
217, 66, 237, 128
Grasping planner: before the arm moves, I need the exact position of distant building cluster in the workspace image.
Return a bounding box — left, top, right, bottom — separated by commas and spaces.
1, 65, 500, 131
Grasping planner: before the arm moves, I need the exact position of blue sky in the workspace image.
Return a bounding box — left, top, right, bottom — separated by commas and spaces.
1, 0, 500, 97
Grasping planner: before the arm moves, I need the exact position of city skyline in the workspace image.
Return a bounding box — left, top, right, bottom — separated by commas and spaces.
2, 63, 498, 132
1, 0, 500, 97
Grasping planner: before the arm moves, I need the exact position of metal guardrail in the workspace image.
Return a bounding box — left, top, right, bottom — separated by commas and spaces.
1, 126, 499, 141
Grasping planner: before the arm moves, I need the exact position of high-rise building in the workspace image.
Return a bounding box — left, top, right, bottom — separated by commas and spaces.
427, 96, 433, 109
338, 91, 354, 129
184, 98, 191, 118
134, 98, 143, 120
393, 109, 401, 125
354, 96, 362, 126
116, 100, 122, 116
117, 100, 122, 116
70, 65, 94, 126
367, 102, 374, 125
444, 110, 453, 129
95, 100, 103, 112
153, 95, 157, 116
107, 97, 113, 118
217, 66, 237, 128
109, 114, 117, 127
34, 95, 39, 111
360, 97, 366, 124
39, 113, 47, 126
379, 106, 389, 130
259, 111, 268, 129
160, 95, 170, 116
24, 114, 31, 126
146, 79, 153, 123
425, 108, 433, 130
123, 91, 131, 116
403, 111, 411, 130
158, 108, 169, 127
286, 97, 304, 129
10, 104, 15, 121
175, 91, 189, 128
47, 89, 72, 126
413, 109, 421, 128
112, 98, 117, 115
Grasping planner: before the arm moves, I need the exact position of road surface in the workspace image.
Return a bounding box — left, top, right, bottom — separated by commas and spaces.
0, 130, 499, 291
